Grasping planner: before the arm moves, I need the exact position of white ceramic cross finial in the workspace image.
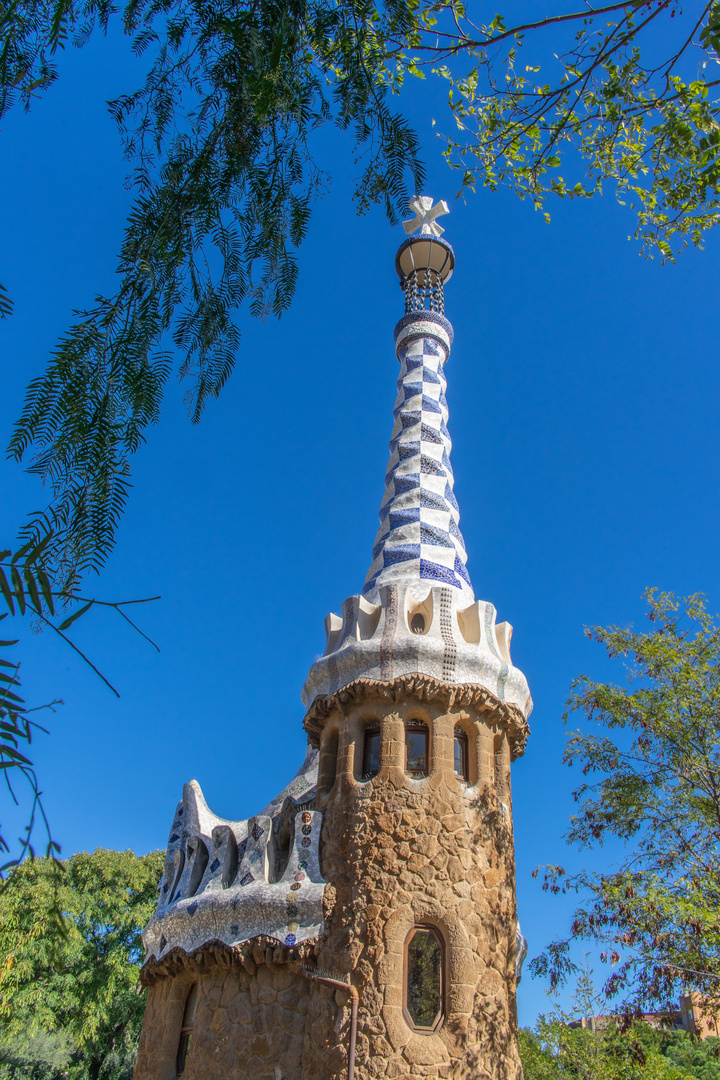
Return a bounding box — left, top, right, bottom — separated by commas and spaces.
403, 195, 450, 237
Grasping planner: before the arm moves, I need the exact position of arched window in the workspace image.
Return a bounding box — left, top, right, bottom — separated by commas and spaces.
404, 926, 444, 1031
176, 983, 198, 1076
405, 721, 429, 777
362, 727, 381, 779
453, 726, 468, 781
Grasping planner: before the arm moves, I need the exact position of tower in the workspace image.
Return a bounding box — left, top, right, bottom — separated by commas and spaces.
133, 199, 532, 1080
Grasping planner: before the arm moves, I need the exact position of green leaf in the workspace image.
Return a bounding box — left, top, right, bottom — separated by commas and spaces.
11, 538, 37, 565
24, 569, 42, 614
0, 753, 32, 767
10, 566, 25, 616
0, 568, 15, 616
0, 284, 13, 320
0, 689, 26, 706
22, 531, 54, 568
37, 569, 54, 616
57, 600, 94, 632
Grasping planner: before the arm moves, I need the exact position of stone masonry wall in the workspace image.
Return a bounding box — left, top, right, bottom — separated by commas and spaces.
134, 682, 523, 1080
134, 944, 320, 1080
305, 690, 522, 1080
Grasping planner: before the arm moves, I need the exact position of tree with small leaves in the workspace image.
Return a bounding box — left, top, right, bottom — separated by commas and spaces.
3, 0, 426, 594
0, 849, 163, 1080
393, 1, 720, 262
521, 963, 698, 1078
531, 590, 720, 1020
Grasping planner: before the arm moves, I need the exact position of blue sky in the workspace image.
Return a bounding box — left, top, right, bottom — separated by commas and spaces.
1, 20, 719, 1029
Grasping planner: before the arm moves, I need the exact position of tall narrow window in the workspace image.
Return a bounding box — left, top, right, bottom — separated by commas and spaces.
176, 983, 198, 1076
362, 727, 381, 779
405, 721, 429, 777
404, 927, 444, 1031
453, 726, 468, 781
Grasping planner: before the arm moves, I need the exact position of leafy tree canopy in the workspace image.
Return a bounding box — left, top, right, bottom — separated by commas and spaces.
523, 964, 686, 1078
4, 0, 426, 594
3, 1, 719, 599
519, 968, 719, 1079
657, 1031, 720, 1079
0, 1030, 75, 1080
531, 590, 720, 1017
396, 1, 720, 260
0, 848, 163, 1080
519, 1023, 720, 1079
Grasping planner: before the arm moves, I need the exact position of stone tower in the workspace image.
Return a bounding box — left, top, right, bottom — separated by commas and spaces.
133, 198, 532, 1080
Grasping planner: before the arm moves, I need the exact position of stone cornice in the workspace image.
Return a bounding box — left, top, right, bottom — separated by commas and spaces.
302, 673, 530, 760
138, 935, 318, 987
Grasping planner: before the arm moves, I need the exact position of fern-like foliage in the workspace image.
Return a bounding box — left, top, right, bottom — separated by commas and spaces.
0, 284, 13, 319
0, 630, 61, 877
6, 0, 425, 592
0, 540, 60, 875
0, 536, 159, 871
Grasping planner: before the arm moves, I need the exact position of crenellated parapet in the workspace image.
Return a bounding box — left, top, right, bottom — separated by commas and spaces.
142, 747, 326, 963
301, 582, 533, 721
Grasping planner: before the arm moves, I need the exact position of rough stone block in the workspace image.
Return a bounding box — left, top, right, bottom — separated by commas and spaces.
209, 1006, 229, 1035
277, 986, 300, 1010
227, 997, 252, 1026
402, 1036, 449, 1067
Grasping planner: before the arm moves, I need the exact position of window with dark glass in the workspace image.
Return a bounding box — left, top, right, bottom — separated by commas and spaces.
405, 721, 429, 777
453, 726, 468, 781
176, 983, 198, 1076
362, 727, 381, 779
405, 927, 444, 1031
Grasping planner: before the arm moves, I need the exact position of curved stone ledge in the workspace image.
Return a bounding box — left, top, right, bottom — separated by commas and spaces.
138, 934, 320, 987
303, 672, 530, 760
302, 583, 532, 723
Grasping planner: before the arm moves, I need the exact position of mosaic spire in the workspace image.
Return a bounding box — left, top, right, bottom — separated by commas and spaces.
301, 198, 532, 720
362, 201, 473, 607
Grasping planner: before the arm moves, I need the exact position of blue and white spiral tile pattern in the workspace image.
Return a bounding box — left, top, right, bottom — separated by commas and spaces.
302, 311, 532, 720
363, 315, 474, 607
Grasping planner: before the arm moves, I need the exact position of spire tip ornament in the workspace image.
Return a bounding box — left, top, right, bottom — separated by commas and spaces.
397, 196, 455, 315
403, 195, 450, 237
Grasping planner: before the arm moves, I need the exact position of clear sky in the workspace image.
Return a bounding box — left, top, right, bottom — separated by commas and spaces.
1, 19, 719, 1030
